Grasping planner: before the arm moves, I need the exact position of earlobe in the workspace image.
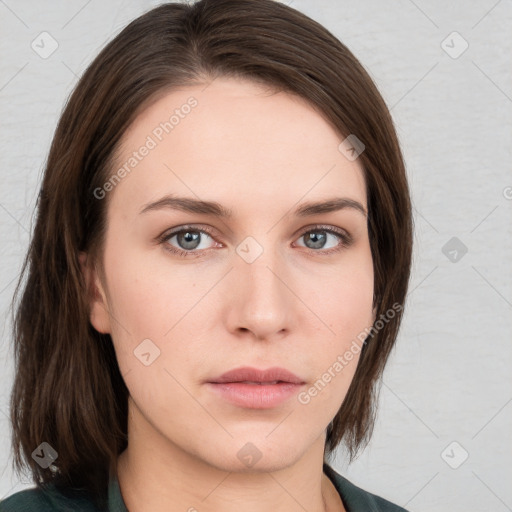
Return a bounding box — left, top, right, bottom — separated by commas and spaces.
78, 251, 111, 334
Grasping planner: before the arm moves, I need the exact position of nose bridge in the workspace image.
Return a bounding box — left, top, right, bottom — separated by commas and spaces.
229, 233, 292, 338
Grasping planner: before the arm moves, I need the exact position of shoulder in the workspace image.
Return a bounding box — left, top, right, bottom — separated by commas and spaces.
0, 487, 54, 512
0, 485, 101, 512
323, 463, 410, 512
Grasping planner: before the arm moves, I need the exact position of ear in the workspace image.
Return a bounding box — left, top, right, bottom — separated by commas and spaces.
78, 251, 111, 334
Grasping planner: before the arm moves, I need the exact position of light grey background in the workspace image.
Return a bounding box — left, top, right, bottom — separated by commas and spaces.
1, 1, 511, 511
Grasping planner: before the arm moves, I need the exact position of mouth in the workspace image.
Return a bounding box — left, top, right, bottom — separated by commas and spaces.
207, 366, 306, 385
230, 381, 283, 385
206, 366, 306, 409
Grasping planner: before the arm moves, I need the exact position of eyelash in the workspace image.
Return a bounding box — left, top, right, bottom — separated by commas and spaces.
157, 224, 353, 258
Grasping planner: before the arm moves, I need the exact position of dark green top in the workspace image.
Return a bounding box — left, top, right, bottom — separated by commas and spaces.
0, 463, 409, 511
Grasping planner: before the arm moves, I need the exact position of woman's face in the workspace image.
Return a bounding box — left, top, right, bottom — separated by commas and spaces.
86, 77, 375, 472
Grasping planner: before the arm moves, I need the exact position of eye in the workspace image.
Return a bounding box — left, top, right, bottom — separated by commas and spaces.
294, 225, 352, 255
157, 224, 352, 258
159, 225, 218, 258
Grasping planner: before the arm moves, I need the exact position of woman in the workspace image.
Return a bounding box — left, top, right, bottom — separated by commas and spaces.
1, 0, 413, 510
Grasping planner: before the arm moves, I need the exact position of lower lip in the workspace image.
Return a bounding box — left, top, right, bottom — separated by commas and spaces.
206, 382, 304, 409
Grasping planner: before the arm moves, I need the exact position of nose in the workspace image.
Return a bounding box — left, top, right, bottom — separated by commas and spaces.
224, 244, 294, 342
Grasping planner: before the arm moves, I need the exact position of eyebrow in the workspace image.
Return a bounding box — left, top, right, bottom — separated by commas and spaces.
139, 195, 367, 219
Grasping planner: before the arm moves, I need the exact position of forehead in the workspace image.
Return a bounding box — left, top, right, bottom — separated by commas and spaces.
107, 77, 367, 222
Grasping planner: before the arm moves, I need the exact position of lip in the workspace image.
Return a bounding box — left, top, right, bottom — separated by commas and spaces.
207, 366, 305, 385
206, 366, 306, 409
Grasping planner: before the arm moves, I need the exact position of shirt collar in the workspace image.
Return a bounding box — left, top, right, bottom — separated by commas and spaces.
108, 469, 129, 512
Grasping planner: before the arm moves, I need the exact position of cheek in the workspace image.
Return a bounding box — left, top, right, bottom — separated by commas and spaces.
101, 243, 220, 393
303, 247, 374, 342
338, 264, 374, 336
291, 249, 374, 408
103, 241, 196, 335
308, 252, 374, 375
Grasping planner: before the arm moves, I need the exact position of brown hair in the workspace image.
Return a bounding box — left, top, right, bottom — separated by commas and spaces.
8, 0, 412, 507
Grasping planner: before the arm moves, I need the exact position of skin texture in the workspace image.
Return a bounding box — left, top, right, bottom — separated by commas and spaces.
80, 77, 375, 512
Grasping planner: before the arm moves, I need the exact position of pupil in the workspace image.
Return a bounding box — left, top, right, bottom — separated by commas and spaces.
306, 231, 326, 249
179, 231, 200, 250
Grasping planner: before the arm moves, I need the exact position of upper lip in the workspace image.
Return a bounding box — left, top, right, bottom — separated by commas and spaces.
207, 366, 305, 384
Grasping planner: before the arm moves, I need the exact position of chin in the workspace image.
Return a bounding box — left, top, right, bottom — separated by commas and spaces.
201, 434, 307, 474
222, 453, 299, 474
